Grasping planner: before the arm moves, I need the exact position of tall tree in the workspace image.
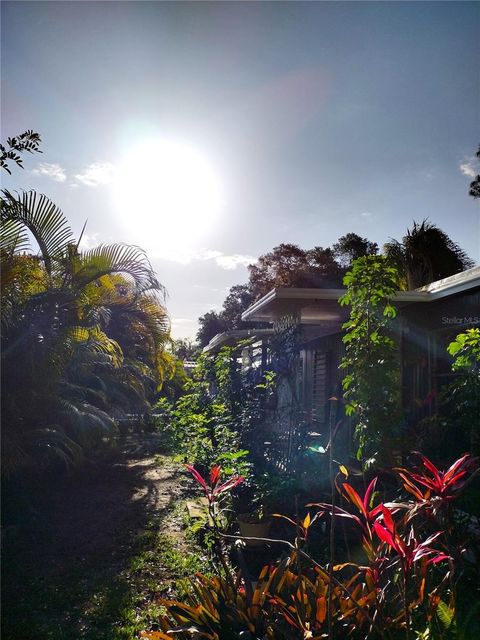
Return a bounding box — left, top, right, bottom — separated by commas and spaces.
221, 284, 254, 330
332, 233, 378, 268
1, 190, 171, 472
384, 219, 474, 290
196, 311, 227, 348
248, 243, 345, 300
248, 243, 310, 299
468, 145, 480, 199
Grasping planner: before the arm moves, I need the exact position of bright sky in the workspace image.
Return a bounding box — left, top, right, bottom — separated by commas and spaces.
2, 1, 479, 339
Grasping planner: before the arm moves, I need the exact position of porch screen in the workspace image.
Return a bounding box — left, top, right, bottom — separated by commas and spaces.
311, 350, 328, 426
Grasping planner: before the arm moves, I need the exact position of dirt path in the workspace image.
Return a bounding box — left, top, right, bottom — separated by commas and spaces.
2, 435, 197, 640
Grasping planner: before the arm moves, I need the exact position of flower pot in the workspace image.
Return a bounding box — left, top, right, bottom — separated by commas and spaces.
237, 515, 271, 546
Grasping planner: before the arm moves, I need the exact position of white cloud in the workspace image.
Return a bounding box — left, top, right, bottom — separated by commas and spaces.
32, 162, 66, 182
151, 247, 256, 270
195, 249, 256, 270
74, 162, 116, 187
360, 211, 373, 218
459, 159, 477, 178
196, 249, 223, 261
215, 254, 256, 269
77, 232, 100, 251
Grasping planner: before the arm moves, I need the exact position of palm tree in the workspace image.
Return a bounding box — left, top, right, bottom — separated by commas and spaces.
1, 190, 172, 473
384, 219, 474, 290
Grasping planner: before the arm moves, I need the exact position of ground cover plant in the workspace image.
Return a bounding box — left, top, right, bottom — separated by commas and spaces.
142, 452, 479, 640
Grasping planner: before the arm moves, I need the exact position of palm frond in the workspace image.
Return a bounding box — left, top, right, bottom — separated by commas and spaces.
0, 218, 29, 253
73, 243, 163, 294
0, 190, 74, 276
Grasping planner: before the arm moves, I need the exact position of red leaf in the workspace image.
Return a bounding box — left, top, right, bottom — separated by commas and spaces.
363, 477, 378, 514
443, 454, 471, 483
429, 554, 450, 564
209, 465, 221, 488
419, 455, 442, 488
373, 521, 395, 548
213, 475, 244, 497
343, 483, 367, 517
186, 464, 210, 495
381, 505, 395, 534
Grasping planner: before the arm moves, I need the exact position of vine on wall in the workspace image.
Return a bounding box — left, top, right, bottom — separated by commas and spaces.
339, 256, 403, 466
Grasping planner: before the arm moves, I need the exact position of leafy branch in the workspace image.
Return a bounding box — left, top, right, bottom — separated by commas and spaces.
0, 130, 42, 174
339, 255, 402, 465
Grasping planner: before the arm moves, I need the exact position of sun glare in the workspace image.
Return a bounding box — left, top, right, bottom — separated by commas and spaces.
113, 140, 222, 252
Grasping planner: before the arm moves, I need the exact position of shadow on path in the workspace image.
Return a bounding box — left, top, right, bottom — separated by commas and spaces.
2, 435, 190, 640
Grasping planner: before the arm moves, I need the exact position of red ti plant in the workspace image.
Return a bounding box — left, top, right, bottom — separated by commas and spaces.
186, 464, 244, 505
186, 464, 244, 590
311, 476, 385, 558
396, 453, 477, 518
373, 505, 449, 572
373, 504, 450, 639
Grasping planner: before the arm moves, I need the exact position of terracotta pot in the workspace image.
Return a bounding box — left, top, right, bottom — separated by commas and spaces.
237, 515, 271, 546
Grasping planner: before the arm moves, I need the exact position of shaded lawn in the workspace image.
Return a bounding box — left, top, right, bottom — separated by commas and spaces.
1, 440, 208, 640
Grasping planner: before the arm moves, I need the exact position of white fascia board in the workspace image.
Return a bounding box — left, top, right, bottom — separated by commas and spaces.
416, 266, 480, 297
241, 287, 431, 323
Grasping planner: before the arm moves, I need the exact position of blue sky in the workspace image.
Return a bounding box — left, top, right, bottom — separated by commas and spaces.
2, 1, 479, 339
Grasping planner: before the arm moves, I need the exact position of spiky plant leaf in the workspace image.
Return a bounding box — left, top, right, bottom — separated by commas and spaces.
1, 190, 74, 276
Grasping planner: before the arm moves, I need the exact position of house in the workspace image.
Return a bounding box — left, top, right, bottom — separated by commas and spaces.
204, 266, 480, 469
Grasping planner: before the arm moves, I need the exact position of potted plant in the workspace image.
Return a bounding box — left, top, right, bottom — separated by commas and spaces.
237, 505, 271, 546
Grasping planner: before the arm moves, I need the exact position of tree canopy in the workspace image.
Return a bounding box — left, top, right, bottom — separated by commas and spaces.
469, 145, 480, 199
1, 189, 173, 474
384, 219, 474, 289
196, 234, 377, 347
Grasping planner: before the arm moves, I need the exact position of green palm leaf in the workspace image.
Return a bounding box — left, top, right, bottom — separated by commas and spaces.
73, 243, 162, 293
0, 218, 29, 253
1, 190, 74, 276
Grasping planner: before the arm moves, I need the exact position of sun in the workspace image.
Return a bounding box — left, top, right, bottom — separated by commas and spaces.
113, 139, 222, 253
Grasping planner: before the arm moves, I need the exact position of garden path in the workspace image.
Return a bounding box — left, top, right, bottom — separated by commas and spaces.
2, 434, 194, 640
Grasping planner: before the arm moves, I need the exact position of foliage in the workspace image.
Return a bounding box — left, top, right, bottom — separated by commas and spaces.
145, 453, 480, 640
196, 285, 258, 348
197, 234, 381, 345
0, 129, 42, 174
445, 328, 480, 454
332, 232, 379, 268
468, 145, 480, 199
340, 255, 403, 465
153, 350, 251, 478
221, 284, 255, 330
1, 189, 172, 473
196, 310, 227, 347
384, 220, 473, 290
447, 328, 480, 372
186, 464, 244, 505
172, 338, 201, 361
248, 242, 344, 300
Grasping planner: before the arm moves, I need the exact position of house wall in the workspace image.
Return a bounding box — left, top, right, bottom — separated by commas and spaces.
400, 288, 480, 422
257, 287, 479, 470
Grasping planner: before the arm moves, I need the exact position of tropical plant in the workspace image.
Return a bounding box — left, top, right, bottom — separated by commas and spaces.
144, 453, 479, 640
340, 255, 403, 465
468, 145, 480, 199
1, 189, 172, 473
445, 329, 480, 454
384, 220, 473, 290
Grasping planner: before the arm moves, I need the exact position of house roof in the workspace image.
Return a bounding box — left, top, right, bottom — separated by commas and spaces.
241, 266, 480, 324
203, 328, 274, 354
414, 265, 480, 298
